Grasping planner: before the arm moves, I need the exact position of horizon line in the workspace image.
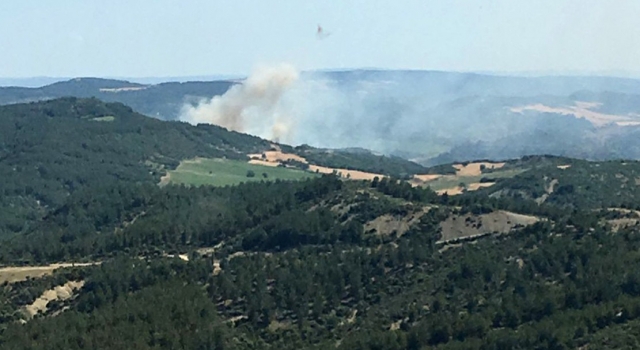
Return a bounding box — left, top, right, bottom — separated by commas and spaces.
3, 68, 640, 87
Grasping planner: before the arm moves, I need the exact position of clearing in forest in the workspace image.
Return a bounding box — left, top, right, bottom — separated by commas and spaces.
412, 164, 523, 195
0, 262, 99, 284
307, 164, 385, 181
510, 101, 640, 127
163, 158, 318, 187
23, 280, 85, 319
248, 151, 386, 180
439, 210, 540, 243
453, 162, 505, 176
248, 150, 308, 164
364, 206, 434, 237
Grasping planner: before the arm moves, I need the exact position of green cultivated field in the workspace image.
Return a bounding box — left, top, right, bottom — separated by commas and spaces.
166, 158, 318, 187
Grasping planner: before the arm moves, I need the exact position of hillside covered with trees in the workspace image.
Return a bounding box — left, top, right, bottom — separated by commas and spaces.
0, 77, 235, 120
2, 98, 640, 349
0, 97, 270, 236
0, 98, 425, 238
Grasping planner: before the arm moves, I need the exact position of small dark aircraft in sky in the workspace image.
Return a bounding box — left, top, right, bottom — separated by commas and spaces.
316, 24, 331, 40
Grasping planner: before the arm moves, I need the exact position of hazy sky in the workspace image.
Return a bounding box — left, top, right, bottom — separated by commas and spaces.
2, 0, 640, 78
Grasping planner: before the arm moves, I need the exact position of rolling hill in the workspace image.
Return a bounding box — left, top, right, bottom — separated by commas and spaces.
0, 77, 235, 120
303, 70, 640, 165
0, 98, 427, 237
1, 151, 640, 349
3, 96, 640, 349
6, 72, 640, 167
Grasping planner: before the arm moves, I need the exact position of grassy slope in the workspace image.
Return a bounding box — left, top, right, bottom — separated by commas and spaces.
167, 158, 319, 187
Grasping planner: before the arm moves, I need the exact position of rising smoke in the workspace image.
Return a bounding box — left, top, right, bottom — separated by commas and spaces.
180, 63, 300, 142
180, 63, 628, 164
179, 63, 425, 150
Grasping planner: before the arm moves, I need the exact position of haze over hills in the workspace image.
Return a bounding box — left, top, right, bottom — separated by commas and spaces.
4, 70, 640, 166
289, 70, 640, 164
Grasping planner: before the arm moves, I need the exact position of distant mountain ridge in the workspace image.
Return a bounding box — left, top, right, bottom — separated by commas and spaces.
5, 71, 640, 165
0, 77, 235, 120
299, 70, 640, 165
0, 75, 243, 87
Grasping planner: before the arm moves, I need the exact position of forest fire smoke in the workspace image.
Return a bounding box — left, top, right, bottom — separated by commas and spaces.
180, 63, 299, 142
182, 63, 500, 158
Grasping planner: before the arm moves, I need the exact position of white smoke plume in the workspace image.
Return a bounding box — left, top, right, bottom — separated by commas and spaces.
179, 63, 428, 151
181, 63, 622, 164
180, 63, 300, 142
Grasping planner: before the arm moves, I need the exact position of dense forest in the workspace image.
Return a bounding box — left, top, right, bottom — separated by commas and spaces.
293, 145, 428, 178
2, 98, 640, 349
0, 97, 270, 236
0, 98, 422, 238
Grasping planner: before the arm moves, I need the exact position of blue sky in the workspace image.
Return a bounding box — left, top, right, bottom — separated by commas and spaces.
1, 0, 640, 77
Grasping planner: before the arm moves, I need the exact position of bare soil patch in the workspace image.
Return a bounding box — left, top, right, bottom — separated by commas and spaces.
609, 218, 640, 232
424, 179, 495, 195
308, 164, 384, 181
23, 280, 85, 318
364, 206, 433, 236
159, 172, 171, 186
607, 208, 640, 217
467, 182, 496, 191
511, 101, 640, 127
248, 151, 307, 164
414, 174, 441, 182
213, 260, 222, 275
536, 178, 559, 204
436, 186, 465, 196
410, 174, 442, 187
439, 210, 539, 243
605, 208, 640, 232
389, 320, 403, 331
0, 262, 99, 284
418, 162, 508, 194
164, 253, 189, 261
247, 151, 385, 180
453, 162, 505, 176
99, 86, 147, 92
